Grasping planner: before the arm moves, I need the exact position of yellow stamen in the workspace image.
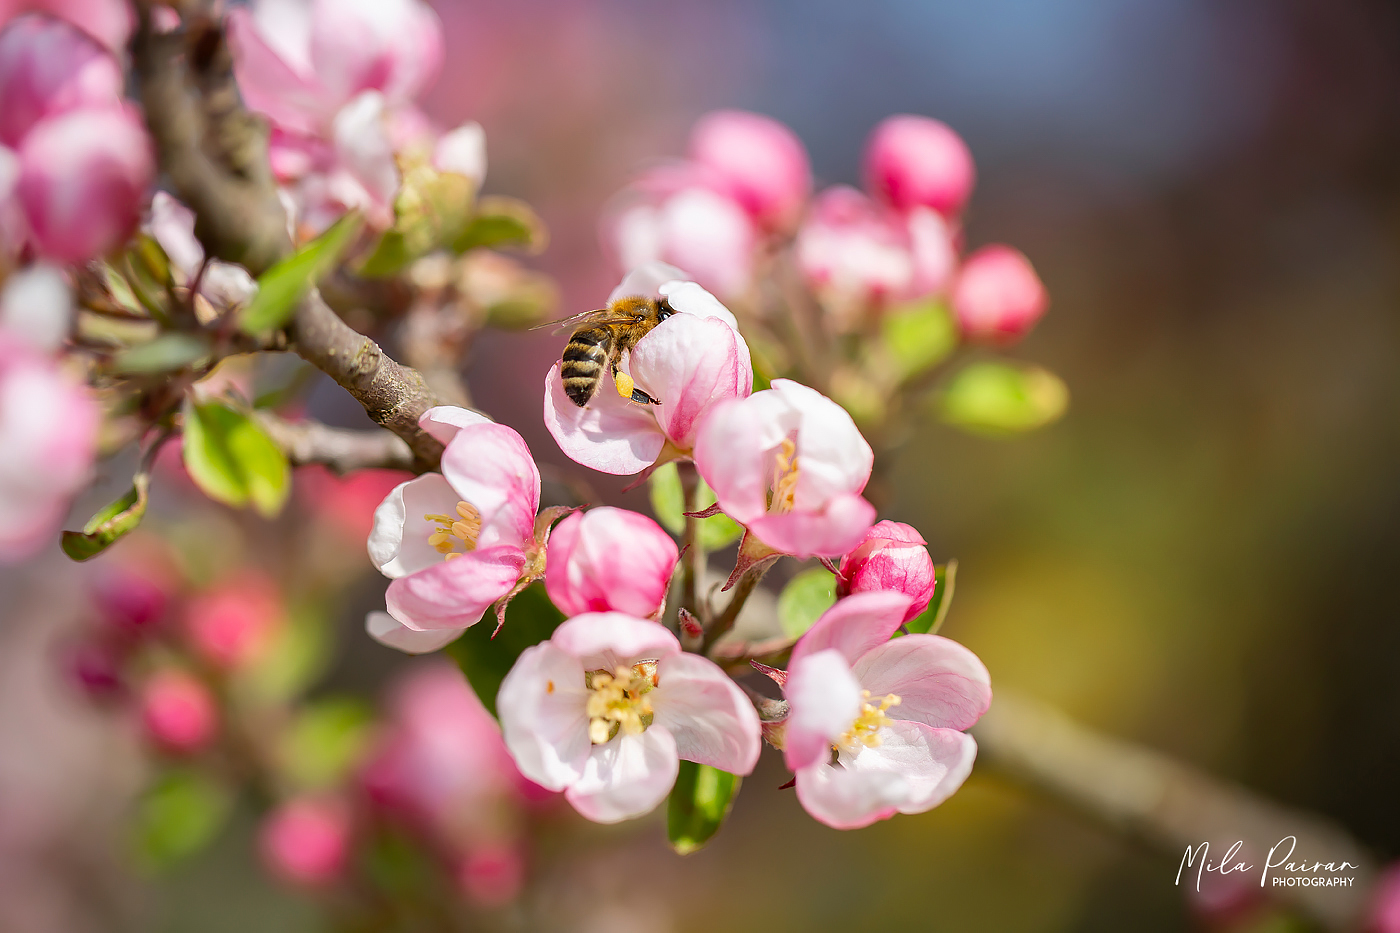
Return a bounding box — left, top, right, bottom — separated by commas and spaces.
770, 437, 799, 513
615, 370, 636, 401
585, 662, 658, 745
425, 500, 482, 561
836, 690, 901, 752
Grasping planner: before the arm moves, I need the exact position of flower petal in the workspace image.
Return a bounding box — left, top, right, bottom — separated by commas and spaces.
794, 760, 905, 831
439, 423, 539, 550
384, 545, 525, 631
433, 121, 487, 187
790, 590, 913, 669
544, 508, 678, 619
747, 492, 876, 559
631, 313, 751, 451
658, 279, 739, 329
550, 612, 680, 670
770, 379, 873, 507
543, 362, 666, 476
226, 6, 327, 134
368, 473, 461, 579
564, 728, 679, 823
606, 261, 691, 303
418, 405, 492, 446
692, 389, 800, 523
365, 610, 463, 654
852, 634, 992, 732
497, 641, 591, 790
783, 648, 862, 772
652, 652, 760, 774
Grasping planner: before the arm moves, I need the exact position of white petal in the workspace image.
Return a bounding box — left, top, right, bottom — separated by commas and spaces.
783, 649, 862, 772
607, 261, 692, 303
652, 652, 761, 775
844, 720, 977, 816
367, 473, 461, 578
551, 612, 680, 671
852, 634, 992, 732
564, 728, 679, 823
794, 758, 909, 831
0, 264, 72, 353
658, 279, 738, 329
433, 121, 487, 187
770, 379, 873, 508
146, 191, 204, 279
419, 405, 493, 446
496, 642, 591, 791
365, 611, 463, 654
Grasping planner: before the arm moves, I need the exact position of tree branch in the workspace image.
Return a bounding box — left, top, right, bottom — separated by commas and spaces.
255, 412, 414, 474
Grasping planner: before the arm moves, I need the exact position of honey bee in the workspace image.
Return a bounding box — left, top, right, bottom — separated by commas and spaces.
539, 295, 676, 407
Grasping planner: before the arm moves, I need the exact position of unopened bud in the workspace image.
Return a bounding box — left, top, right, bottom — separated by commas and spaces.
951, 245, 1048, 344
140, 669, 217, 754
864, 115, 975, 218
259, 797, 351, 888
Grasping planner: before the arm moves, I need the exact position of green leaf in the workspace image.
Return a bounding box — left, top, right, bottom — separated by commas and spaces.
882, 299, 956, 381
359, 165, 477, 278
445, 582, 565, 718
277, 697, 374, 791
132, 769, 233, 871
452, 196, 548, 254
667, 760, 741, 855
62, 475, 150, 561
937, 361, 1068, 435
648, 462, 743, 550
905, 560, 957, 635
110, 332, 211, 374
182, 399, 291, 517
777, 566, 837, 639
239, 212, 362, 333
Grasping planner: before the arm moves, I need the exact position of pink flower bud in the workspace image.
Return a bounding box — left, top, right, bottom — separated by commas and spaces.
0, 0, 133, 51
92, 564, 170, 638
140, 669, 217, 754
950, 244, 1048, 344
15, 105, 153, 262
545, 507, 678, 619
863, 115, 975, 218
0, 14, 123, 147
65, 637, 125, 699
607, 185, 757, 300
836, 521, 935, 622
184, 572, 284, 670
259, 798, 351, 888
688, 109, 811, 232
458, 845, 525, 907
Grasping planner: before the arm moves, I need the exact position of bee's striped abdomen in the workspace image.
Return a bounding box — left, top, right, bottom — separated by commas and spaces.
561, 326, 613, 407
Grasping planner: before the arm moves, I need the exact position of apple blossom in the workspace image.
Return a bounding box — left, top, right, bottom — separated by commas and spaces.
497, 612, 760, 823
259, 797, 351, 887
835, 520, 937, 622
0, 262, 70, 352
0, 0, 132, 51
367, 406, 565, 652
863, 115, 976, 218
693, 378, 875, 558
780, 590, 991, 829
0, 14, 123, 148
950, 244, 1049, 344
140, 668, 218, 754
688, 109, 811, 233
184, 571, 284, 670
545, 507, 678, 619
544, 263, 752, 476
146, 192, 259, 311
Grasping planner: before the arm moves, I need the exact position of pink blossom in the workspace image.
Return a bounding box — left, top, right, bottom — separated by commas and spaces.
140, 669, 218, 754
544, 263, 752, 476
0, 14, 123, 147
497, 612, 760, 823
863, 115, 976, 218
688, 109, 811, 233
0, 330, 98, 562
693, 379, 875, 558
14, 104, 153, 262
184, 571, 284, 670
146, 192, 259, 311
781, 591, 991, 829
836, 521, 936, 622
545, 507, 678, 619
0, 0, 132, 51
91, 562, 171, 639
258, 797, 351, 887
367, 407, 557, 652
950, 244, 1049, 344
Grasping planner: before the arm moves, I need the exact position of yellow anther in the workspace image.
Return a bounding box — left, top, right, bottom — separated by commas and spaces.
836, 690, 901, 752
615, 370, 636, 400
425, 500, 482, 561
770, 437, 800, 513
584, 663, 658, 745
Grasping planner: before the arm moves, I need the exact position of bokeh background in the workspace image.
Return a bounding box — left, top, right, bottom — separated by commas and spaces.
4, 0, 1400, 930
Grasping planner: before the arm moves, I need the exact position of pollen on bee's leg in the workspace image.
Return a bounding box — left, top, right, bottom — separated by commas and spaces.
615, 371, 636, 400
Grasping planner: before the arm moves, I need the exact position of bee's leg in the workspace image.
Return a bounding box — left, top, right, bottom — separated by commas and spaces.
612, 364, 662, 405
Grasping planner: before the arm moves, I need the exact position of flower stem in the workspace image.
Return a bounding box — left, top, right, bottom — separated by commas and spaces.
678, 461, 704, 623
702, 556, 775, 655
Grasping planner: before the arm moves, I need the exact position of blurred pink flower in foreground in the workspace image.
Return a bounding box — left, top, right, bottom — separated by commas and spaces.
689, 109, 811, 234
0, 13, 122, 147
140, 668, 218, 754
694, 379, 875, 558
184, 570, 284, 670
0, 0, 132, 51
545, 507, 678, 619
367, 407, 560, 653
864, 115, 976, 218
836, 520, 937, 622
544, 263, 752, 476
259, 797, 351, 887
498, 612, 760, 823
781, 591, 991, 829
951, 244, 1049, 344
457, 845, 525, 908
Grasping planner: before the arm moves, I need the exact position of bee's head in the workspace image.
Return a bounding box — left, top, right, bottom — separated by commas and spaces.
656, 299, 676, 322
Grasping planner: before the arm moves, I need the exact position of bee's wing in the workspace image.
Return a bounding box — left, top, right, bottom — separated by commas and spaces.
529, 308, 633, 336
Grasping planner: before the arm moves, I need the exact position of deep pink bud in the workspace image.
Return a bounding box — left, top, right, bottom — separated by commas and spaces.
140, 669, 217, 754
864, 115, 975, 218
457, 845, 524, 907
15, 105, 153, 262
184, 572, 283, 670
92, 565, 170, 638
836, 521, 936, 622
259, 798, 351, 888
951, 245, 1048, 344
65, 638, 125, 699
544, 507, 678, 619
688, 110, 811, 232
0, 14, 123, 147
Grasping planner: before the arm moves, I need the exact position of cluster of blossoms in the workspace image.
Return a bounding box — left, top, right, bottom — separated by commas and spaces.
367, 262, 993, 830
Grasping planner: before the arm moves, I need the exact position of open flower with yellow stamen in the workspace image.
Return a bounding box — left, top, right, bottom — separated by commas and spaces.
694, 379, 876, 558
365, 406, 560, 654
779, 591, 992, 829
497, 612, 760, 823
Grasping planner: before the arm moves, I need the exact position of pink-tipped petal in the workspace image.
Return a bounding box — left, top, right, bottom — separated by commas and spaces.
550, 612, 680, 670
652, 652, 761, 774
851, 634, 992, 732
543, 363, 666, 476
783, 648, 862, 772
418, 405, 492, 446
630, 313, 751, 451
658, 279, 740, 329
564, 728, 679, 823
770, 379, 873, 507
794, 762, 904, 831
688, 109, 811, 232
440, 423, 540, 550
790, 590, 914, 668
366, 610, 463, 654
692, 390, 799, 523
496, 641, 591, 790
368, 473, 461, 579
746, 492, 876, 559
226, 6, 327, 134
385, 545, 525, 631
837, 520, 936, 619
